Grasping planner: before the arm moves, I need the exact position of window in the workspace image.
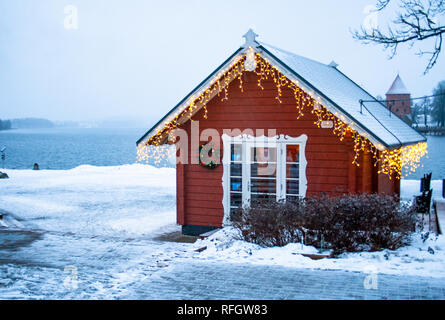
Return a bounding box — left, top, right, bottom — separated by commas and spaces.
222, 134, 308, 225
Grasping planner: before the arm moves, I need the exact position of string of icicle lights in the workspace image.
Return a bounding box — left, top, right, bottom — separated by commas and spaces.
137, 51, 427, 179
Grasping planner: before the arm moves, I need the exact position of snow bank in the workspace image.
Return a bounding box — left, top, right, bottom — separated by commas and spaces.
0, 164, 177, 237
189, 180, 445, 277
193, 227, 445, 278
401, 179, 443, 201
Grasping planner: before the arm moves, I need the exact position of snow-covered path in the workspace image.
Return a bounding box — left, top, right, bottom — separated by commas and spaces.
0, 165, 190, 299
0, 232, 191, 299
125, 260, 445, 300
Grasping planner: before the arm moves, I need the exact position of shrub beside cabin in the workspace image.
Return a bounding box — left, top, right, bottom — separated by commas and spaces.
137, 30, 427, 236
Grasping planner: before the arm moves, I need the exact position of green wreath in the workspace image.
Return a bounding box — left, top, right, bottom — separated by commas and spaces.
199, 143, 220, 169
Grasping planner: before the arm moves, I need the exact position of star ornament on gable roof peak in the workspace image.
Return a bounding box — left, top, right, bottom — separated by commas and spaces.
242, 29, 259, 48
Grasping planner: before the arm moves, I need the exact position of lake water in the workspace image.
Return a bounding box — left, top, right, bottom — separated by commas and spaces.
0, 128, 444, 179
0, 127, 148, 170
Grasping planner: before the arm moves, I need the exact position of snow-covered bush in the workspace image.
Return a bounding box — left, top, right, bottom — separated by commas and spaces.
231, 200, 305, 247
230, 194, 416, 255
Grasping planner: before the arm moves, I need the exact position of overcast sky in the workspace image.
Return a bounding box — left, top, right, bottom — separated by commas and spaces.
1, 0, 444, 126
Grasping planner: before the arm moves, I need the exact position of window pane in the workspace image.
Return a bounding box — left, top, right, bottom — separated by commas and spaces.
231, 144, 242, 162
286, 163, 299, 179
230, 192, 242, 207
251, 178, 276, 193
251, 193, 276, 202
230, 178, 242, 192
251, 147, 277, 163
286, 145, 299, 163
286, 179, 299, 195
230, 163, 242, 177
251, 162, 277, 178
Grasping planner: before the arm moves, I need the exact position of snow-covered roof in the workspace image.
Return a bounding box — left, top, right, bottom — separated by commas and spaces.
386, 74, 410, 95
258, 42, 424, 148
137, 33, 425, 149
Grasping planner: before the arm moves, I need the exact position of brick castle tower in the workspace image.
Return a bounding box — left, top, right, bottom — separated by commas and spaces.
385, 74, 411, 121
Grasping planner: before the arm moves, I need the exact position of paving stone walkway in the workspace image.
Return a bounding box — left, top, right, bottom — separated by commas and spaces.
129, 260, 445, 300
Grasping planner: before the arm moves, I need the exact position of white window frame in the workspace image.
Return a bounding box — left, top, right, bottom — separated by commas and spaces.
221, 133, 308, 226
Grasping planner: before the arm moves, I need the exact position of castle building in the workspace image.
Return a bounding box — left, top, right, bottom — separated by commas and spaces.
386, 74, 411, 121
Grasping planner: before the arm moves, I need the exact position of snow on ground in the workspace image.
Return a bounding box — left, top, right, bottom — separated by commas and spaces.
0, 168, 444, 298
189, 179, 445, 278
0, 164, 186, 299
401, 179, 443, 202
0, 164, 177, 236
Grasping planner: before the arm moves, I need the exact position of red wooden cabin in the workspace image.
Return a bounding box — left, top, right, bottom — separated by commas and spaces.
137, 30, 426, 236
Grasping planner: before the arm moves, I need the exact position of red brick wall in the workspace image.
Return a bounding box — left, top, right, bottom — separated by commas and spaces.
386, 93, 411, 117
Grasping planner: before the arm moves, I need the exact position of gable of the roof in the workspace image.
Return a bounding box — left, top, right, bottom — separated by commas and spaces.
137, 38, 425, 149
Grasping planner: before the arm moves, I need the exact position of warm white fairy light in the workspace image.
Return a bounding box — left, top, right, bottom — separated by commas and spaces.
137, 50, 428, 177
137, 144, 175, 166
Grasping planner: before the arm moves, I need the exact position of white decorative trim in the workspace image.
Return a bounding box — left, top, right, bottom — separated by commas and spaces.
221, 134, 231, 226
221, 133, 308, 226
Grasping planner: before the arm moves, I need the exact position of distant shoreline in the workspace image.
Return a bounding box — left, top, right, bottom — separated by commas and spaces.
1, 118, 55, 130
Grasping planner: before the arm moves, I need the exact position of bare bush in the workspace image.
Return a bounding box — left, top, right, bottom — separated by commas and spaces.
231, 194, 416, 255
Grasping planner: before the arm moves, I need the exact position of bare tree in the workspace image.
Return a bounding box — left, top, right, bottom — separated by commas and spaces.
419, 97, 432, 126
411, 101, 422, 125
431, 80, 445, 126
411, 97, 432, 126
353, 0, 445, 74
